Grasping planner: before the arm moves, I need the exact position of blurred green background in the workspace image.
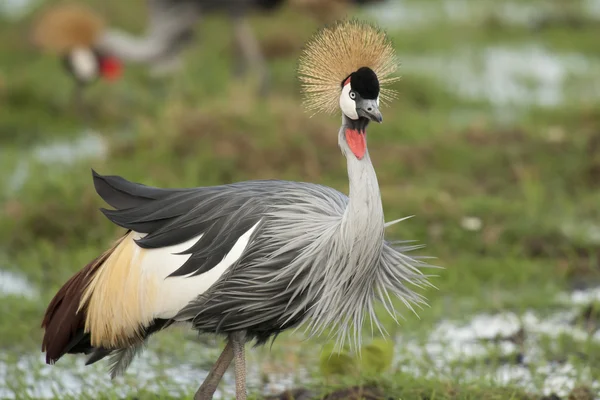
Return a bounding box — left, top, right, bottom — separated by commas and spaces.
1, 0, 600, 399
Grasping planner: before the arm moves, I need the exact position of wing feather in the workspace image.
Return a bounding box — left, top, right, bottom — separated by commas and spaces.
92, 170, 186, 209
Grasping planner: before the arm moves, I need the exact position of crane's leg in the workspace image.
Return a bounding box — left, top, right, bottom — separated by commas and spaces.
194, 340, 233, 400
70, 82, 90, 121
231, 331, 247, 400
230, 13, 248, 77
231, 14, 270, 97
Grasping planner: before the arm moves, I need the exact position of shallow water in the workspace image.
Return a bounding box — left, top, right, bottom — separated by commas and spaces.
0, 0, 39, 19
31, 131, 107, 165
0, 334, 308, 399
560, 221, 600, 247
400, 45, 599, 108
369, 0, 600, 29
396, 288, 600, 397
368, 1, 600, 109
0, 350, 228, 399
587, 0, 600, 16
5, 130, 108, 194
0, 288, 598, 398
0, 269, 38, 299
368, 0, 536, 29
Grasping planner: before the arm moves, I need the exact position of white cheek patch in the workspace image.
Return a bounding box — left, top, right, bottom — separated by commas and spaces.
70, 47, 98, 82
340, 83, 358, 120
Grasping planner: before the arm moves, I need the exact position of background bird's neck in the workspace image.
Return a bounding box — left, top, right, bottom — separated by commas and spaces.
339, 115, 384, 236
95, 0, 200, 65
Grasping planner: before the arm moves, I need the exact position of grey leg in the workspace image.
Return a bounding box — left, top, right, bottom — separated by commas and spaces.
231, 331, 247, 400
231, 15, 270, 97
231, 18, 248, 79
70, 82, 92, 122
194, 340, 234, 400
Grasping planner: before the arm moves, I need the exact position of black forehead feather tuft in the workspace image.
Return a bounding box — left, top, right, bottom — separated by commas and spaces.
347, 67, 380, 100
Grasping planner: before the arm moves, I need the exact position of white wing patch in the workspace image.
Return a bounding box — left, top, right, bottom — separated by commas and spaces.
149, 220, 261, 319
81, 220, 261, 348
339, 84, 358, 120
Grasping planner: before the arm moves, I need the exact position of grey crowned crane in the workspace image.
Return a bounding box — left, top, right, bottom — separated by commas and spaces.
41, 20, 432, 400
29, 1, 284, 113
31, 0, 285, 96
30, 4, 122, 112
31, 0, 387, 95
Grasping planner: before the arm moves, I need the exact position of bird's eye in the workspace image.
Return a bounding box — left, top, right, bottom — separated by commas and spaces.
349, 91, 356, 100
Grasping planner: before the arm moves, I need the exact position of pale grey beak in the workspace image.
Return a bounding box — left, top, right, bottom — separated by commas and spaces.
356, 99, 383, 123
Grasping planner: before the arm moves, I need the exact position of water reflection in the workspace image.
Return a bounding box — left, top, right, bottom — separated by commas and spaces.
6, 130, 108, 194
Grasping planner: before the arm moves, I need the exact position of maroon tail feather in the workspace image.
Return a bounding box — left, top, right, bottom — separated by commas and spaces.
41, 235, 126, 364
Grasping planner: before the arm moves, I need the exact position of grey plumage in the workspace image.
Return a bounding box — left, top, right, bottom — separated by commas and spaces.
107, 343, 145, 379
96, 0, 284, 80
96, 0, 201, 71
92, 117, 431, 365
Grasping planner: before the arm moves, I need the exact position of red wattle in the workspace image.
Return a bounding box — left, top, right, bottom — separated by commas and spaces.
345, 128, 366, 160
100, 57, 122, 81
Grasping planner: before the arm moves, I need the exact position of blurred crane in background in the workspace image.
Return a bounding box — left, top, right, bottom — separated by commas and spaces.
30, 0, 386, 100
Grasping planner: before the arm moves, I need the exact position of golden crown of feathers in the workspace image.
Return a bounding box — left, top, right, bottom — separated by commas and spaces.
30, 3, 105, 53
298, 19, 399, 115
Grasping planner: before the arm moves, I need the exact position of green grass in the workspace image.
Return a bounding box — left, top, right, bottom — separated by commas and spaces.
1, 0, 600, 398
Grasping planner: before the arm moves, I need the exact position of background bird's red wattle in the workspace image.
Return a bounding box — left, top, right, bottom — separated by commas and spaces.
100, 56, 122, 81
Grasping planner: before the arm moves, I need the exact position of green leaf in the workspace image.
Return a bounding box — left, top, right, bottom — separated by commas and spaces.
359, 338, 394, 374
319, 342, 357, 377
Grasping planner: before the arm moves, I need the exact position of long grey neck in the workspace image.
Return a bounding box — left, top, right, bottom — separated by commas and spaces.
97, 29, 194, 65
303, 115, 386, 344
338, 115, 385, 250
96, 1, 200, 64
